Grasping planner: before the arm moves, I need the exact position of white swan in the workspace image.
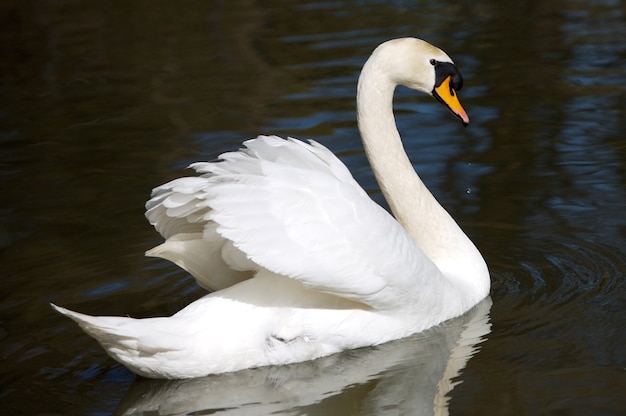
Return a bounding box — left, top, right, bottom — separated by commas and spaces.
52, 38, 489, 379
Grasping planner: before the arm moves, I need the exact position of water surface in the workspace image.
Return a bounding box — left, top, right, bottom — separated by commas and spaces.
1, 0, 625, 414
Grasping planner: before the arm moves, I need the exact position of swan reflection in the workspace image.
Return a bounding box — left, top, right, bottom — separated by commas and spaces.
115, 297, 491, 416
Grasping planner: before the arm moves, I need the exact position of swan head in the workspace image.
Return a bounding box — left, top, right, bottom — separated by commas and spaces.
366, 38, 469, 126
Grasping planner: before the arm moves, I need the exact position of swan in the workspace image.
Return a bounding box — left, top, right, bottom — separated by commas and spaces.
52, 38, 490, 379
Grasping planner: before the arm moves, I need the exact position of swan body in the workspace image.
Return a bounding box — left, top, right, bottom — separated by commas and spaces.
52, 38, 490, 379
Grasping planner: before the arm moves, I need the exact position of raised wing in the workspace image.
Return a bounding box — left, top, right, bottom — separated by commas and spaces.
155, 135, 441, 310
145, 178, 255, 291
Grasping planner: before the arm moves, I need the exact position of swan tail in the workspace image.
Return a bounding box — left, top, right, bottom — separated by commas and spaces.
51, 303, 186, 378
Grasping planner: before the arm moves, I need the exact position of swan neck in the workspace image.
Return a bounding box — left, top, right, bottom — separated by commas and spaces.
356, 55, 490, 303
356, 60, 428, 233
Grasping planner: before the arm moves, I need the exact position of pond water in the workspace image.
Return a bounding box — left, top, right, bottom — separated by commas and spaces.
1, 0, 625, 414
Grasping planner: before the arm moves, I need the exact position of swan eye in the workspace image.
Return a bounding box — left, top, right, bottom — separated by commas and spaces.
430, 59, 437, 66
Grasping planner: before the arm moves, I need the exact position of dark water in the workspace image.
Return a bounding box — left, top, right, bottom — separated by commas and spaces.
1, 0, 625, 414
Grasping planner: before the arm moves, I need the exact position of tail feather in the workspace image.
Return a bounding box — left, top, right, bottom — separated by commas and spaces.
51, 303, 141, 349
51, 303, 189, 377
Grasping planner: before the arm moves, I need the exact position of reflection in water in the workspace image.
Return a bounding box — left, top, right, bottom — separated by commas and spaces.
115, 299, 491, 416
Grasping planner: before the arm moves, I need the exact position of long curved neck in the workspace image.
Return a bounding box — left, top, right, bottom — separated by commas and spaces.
357, 58, 444, 254
356, 56, 489, 300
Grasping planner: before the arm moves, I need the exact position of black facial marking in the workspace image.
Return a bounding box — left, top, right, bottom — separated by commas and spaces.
433, 61, 464, 92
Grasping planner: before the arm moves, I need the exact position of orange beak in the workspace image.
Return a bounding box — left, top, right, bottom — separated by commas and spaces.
433, 75, 470, 126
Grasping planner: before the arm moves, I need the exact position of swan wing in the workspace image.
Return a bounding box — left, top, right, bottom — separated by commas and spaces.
146, 178, 255, 292
148, 136, 440, 309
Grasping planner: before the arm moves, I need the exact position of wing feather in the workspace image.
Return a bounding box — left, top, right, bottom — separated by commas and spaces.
146, 135, 442, 307
198, 136, 442, 309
